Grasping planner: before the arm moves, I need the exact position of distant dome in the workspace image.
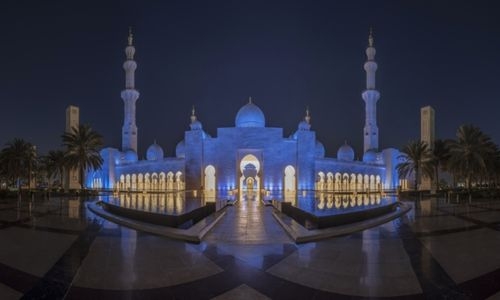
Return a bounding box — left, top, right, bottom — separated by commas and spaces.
99, 148, 121, 165
176, 140, 185, 158
298, 120, 310, 131
235, 101, 265, 127
315, 141, 325, 158
190, 120, 203, 130
124, 149, 138, 163
363, 149, 377, 163
337, 143, 355, 162
146, 143, 164, 161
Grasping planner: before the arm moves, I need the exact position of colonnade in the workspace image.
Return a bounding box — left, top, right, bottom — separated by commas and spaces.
315, 172, 382, 192
116, 171, 185, 192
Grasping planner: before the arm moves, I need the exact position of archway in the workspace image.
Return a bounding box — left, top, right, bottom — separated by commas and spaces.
239, 154, 261, 201
204, 165, 216, 192
284, 165, 296, 193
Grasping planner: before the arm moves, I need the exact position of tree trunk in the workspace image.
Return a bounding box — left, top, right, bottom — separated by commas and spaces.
414, 167, 419, 191
79, 166, 85, 190
435, 165, 439, 191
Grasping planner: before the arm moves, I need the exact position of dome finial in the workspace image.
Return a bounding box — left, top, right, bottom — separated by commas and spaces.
305, 106, 311, 124
248, 96, 252, 104
368, 26, 374, 47
128, 26, 134, 46
190, 105, 197, 123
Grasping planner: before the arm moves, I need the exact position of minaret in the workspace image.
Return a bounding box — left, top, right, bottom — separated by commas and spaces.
362, 28, 380, 153
121, 27, 140, 153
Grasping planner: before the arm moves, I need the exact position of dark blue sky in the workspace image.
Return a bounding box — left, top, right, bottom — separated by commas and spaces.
2, 1, 499, 158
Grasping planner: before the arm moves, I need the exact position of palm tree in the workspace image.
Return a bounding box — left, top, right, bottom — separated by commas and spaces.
430, 139, 451, 191
0, 138, 37, 191
447, 124, 495, 193
488, 149, 500, 189
62, 124, 104, 189
40, 150, 66, 188
397, 140, 433, 190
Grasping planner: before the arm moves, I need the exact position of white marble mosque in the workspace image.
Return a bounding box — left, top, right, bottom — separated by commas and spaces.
87, 29, 403, 198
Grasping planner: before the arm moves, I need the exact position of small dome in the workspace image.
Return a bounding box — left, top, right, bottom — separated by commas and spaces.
337, 143, 355, 162
298, 120, 310, 131
176, 140, 185, 158
190, 120, 203, 130
124, 149, 138, 163
235, 101, 265, 128
363, 149, 377, 163
146, 143, 164, 161
315, 141, 325, 158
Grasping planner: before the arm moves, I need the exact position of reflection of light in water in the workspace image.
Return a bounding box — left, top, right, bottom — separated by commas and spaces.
285, 191, 296, 206
120, 228, 137, 285
334, 196, 341, 209
360, 228, 379, 286
113, 192, 191, 215
68, 199, 80, 218
342, 197, 349, 208
309, 193, 385, 211
317, 197, 325, 210
327, 194, 334, 209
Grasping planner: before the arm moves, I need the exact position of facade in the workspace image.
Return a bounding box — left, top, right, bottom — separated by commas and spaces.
87, 30, 402, 196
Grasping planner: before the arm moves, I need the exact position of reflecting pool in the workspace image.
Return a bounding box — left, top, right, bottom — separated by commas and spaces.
288, 192, 396, 217
99, 190, 232, 216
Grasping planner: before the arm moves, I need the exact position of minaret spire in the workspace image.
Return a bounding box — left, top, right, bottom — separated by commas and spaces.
121, 28, 140, 153
305, 106, 311, 124
368, 26, 374, 47
362, 28, 380, 152
128, 26, 133, 46
191, 105, 197, 123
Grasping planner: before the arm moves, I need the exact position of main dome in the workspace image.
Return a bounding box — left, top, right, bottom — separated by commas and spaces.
235, 102, 265, 127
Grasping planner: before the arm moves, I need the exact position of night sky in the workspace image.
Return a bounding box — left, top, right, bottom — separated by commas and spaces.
2, 1, 500, 159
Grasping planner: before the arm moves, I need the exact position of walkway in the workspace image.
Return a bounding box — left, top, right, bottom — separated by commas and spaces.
204, 193, 291, 244
1, 196, 500, 299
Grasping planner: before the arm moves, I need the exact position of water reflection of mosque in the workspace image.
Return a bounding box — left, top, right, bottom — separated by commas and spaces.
316, 193, 381, 210
103, 191, 218, 215
285, 192, 384, 212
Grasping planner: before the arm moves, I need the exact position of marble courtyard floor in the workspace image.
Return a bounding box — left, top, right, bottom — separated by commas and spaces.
1, 195, 500, 299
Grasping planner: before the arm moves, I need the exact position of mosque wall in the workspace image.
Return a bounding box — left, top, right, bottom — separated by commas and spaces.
202, 127, 299, 191
184, 130, 204, 190
296, 130, 316, 190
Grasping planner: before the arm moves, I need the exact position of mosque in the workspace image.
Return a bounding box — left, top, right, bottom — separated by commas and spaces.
87, 30, 402, 198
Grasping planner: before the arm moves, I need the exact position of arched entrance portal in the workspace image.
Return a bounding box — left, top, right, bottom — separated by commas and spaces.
239, 154, 261, 202
204, 165, 216, 199
284, 165, 296, 192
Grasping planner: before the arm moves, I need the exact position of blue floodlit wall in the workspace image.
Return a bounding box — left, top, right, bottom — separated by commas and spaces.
182, 129, 205, 190
87, 147, 120, 189
202, 127, 299, 192
381, 148, 401, 190
90, 113, 402, 191
296, 130, 316, 190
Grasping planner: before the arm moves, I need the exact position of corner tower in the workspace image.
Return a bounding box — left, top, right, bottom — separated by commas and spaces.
362, 28, 380, 153
121, 28, 140, 152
